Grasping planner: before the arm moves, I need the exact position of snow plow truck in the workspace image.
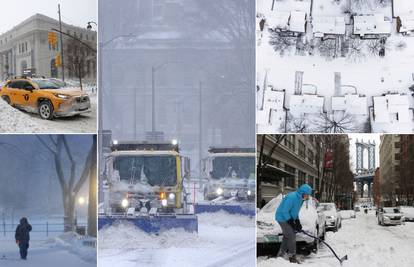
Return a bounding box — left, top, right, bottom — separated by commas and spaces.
195, 147, 255, 216
98, 141, 198, 233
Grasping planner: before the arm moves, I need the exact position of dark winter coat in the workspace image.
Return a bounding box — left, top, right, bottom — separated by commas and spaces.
15, 217, 32, 244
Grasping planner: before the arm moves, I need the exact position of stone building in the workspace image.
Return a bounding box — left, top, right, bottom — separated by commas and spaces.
0, 14, 96, 81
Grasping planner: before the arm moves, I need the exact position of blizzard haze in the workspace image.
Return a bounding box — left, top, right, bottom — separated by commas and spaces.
0, 0, 97, 34
0, 135, 94, 219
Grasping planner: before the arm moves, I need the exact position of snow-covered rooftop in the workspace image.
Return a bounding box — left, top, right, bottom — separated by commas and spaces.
372, 94, 411, 123
353, 14, 392, 35
393, 0, 414, 17
267, 11, 307, 33
398, 15, 414, 32
332, 94, 368, 115
312, 16, 346, 37
289, 94, 324, 117
289, 11, 307, 33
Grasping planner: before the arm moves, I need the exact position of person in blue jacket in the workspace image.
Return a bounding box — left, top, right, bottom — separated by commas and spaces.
275, 184, 312, 263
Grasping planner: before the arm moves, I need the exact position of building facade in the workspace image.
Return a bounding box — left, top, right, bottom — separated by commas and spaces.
0, 14, 96, 81
257, 134, 324, 204
379, 135, 401, 205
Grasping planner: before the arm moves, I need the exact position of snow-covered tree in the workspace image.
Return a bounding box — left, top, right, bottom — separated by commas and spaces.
315, 112, 358, 133
347, 38, 365, 61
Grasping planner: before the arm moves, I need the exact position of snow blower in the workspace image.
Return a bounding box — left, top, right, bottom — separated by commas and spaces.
299, 230, 348, 265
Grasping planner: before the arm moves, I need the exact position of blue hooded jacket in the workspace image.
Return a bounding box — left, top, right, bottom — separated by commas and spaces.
275, 184, 313, 222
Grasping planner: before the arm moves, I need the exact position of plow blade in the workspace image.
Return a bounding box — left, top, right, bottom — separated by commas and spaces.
98, 214, 198, 233
194, 202, 255, 216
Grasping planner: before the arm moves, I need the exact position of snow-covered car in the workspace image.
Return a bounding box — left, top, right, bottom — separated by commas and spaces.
399, 206, 414, 222
377, 207, 405, 226
354, 206, 360, 212
340, 210, 356, 219
257, 194, 326, 255
318, 203, 342, 232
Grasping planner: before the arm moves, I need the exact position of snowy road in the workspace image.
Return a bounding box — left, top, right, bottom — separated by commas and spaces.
258, 211, 414, 267
98, 212, 255, 267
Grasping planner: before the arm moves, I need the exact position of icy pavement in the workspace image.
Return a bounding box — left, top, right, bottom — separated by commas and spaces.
0, 91, 96, 133
98, 211, 255, 267
258, 210, 414, 267
0, 233, 96, 267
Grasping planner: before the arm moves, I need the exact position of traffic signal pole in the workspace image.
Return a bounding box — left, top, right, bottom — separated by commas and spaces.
58, 4, 65, 81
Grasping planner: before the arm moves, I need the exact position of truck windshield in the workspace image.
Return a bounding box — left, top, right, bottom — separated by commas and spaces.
211, 156, 254, 179
113, 155, 177, 186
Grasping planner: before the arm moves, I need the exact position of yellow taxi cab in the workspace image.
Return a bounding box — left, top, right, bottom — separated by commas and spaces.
0, 77, 91, 120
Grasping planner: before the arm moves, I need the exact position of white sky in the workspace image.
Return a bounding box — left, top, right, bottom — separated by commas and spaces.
348, 134, 381, 173
0, 0, 97, 34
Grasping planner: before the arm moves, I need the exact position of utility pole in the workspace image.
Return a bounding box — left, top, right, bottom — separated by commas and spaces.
58, 4, 65, 81
151, 67, 156, 133
199, 81, 203, 186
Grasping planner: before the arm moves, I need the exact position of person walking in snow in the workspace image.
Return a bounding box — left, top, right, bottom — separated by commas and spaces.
15, 217, 32, 260
275, 184, 312, 264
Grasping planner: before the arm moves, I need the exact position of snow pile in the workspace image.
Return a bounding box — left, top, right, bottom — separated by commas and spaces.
98, 222, 202, 250
44, 232, 96, 263
197, 210, 255, 228
0, 98, 45, 133
99, 211, 255, 267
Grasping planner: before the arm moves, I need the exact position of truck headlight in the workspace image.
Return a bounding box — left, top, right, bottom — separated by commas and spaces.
247, 190, 251, 196
161, 199, 168, 207
216, 187, 223, 195
169, 193, 175, 200
121, 198, 129, 208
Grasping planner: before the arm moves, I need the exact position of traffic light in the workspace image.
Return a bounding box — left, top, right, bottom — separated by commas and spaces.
55, 55, 61, 67
48, 32, 57, 48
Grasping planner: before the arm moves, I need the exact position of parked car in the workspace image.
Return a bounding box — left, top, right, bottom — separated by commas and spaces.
318, 203, 342, 232
1, 77, 91, 119
257, 194, 326, 255
354, 206, 360, 212
399, 206, 414, 222
339, 210, 356, 219
377, 207, 405, 226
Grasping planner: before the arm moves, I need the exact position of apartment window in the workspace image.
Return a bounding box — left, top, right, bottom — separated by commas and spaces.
284, 164, 295, 188
284, 135, 296, 151
298, 141, 306, 158
308, 149, 314, 164
298, 171, 306, 185
395, 153, 401, 161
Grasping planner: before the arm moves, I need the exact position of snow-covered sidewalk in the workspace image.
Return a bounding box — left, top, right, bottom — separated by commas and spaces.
0, 233, 96, 267
98, 211, 255, 267
258, 211, 414, 267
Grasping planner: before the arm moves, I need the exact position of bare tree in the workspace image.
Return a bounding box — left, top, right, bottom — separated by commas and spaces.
269, 32, 296, 56
315, 112, 358, 133
37, 135, 95, 232
284, 114, 309, 133
367, 39, 382, 56
348, 38, 365, 61
318, 39, 337, 58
